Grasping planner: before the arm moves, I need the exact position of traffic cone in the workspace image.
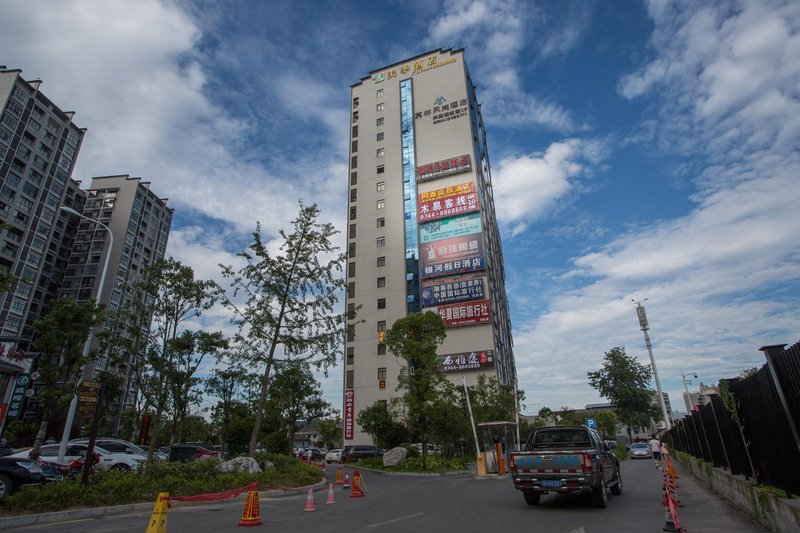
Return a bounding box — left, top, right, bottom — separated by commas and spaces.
350, 470, 364, 498
146, 492, 169, 533
359, 472, 368, 494
326, 482, 336, 504
239, 489, 262, 527
343, 473, 350, 489
303, 488, 316, 512
335, 466, 343, 485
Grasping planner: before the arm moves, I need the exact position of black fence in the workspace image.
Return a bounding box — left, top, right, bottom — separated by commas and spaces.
665, 341, 800, 496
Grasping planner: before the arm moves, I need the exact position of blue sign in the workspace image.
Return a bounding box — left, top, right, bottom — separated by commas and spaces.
584, 417, 597, 429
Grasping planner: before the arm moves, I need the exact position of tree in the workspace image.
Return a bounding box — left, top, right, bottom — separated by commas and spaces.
219, 202, 347, 457
538, 406, 554, 425
467, 375, 517, 423
590, 410, 620, 439
557, 406, 580, 425
205, 364, 247, 455
356, 401, 409, 449
587, 347, 661, 442
30, 298, 105, 457
315, 417, 343, 450
384, 311, 447, 469
427, 383, 469, 464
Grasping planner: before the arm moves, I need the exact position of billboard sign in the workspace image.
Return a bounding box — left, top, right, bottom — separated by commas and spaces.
418, 190, 479, 223
440, 350, 495, 373
436, 299, 492, 328
344, 389, 355, 440
421, 272, 485, 307
420, 211, 482, 243
421, 234, 485, 279
416, 154, 471, 183
6, 373, 30, 419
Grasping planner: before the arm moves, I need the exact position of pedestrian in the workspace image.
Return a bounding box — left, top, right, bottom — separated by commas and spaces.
307, 448, 313, 463
648, 434, 662, 467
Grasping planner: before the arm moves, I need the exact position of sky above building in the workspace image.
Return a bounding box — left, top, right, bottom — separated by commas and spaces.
2, 0, 798, 416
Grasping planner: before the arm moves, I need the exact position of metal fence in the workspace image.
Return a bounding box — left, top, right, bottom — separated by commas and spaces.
665, 341, 800, 496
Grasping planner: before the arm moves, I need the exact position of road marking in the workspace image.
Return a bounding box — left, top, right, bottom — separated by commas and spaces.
567, 528, 586, 533
368, 512, 425, 528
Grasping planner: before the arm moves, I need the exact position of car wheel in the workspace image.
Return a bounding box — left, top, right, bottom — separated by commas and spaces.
593, 478, 608, 508
111, 463, 131, 472
0, 474, 12, 500
523, 492, 540, 506
611, 468, 622, 495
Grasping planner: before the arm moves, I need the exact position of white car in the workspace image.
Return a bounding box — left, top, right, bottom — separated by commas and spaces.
71, 438, 168, 462
9, 443, 144, 472
325, 449, 342, 463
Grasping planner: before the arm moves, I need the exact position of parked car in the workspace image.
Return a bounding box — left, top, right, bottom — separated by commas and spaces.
341, 445, 382, 463
0, 457, 47, 500
71, 437, 168, 462
325, 449, 342, 463
628, 442, 652, 459
168, 443, 219, 462
410, 443, 442, 455
7, 443, 143, 472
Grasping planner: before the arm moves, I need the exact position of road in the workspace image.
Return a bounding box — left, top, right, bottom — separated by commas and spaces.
13, 458, 765, 532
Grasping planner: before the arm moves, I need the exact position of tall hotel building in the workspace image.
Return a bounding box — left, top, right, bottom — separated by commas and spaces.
344, 49, 514, 444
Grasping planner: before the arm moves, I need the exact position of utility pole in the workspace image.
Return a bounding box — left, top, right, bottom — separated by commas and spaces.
633, 299, 671, 430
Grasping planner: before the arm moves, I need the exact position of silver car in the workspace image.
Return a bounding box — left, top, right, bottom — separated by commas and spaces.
325, 449, 342, 463
628, 442, 652, 459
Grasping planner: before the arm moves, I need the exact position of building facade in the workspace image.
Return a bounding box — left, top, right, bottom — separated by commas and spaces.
343, 49, 515, 444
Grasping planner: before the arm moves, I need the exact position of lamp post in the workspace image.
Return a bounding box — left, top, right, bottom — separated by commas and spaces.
681, 370, 697, 413
633, 299, 671, 431
56, 206, 114, 463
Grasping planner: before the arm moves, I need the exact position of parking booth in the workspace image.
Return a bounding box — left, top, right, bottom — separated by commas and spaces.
477, 421, 516, 475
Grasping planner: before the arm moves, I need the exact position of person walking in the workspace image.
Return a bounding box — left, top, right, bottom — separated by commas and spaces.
648, 435, 662, 468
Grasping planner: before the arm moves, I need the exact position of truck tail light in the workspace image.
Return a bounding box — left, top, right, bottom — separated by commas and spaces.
509, 455, 517, 472
581, 452, 593, 473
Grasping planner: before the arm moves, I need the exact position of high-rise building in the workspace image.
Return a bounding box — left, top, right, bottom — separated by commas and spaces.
343, 49, 515, 444
0, 68, 87, 413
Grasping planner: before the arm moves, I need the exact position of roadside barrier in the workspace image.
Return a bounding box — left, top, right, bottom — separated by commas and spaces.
335, 466, 344, 485
661, 455, 686, 533
145, 492, 169, 533
304, 488, 317, 512
239, 489, 262, 527
326, 482, 336, 504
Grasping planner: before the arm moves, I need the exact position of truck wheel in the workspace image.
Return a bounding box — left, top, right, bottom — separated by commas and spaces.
593, 479, 608, 508
611, 468, 622, 495
523, 492, 540, 506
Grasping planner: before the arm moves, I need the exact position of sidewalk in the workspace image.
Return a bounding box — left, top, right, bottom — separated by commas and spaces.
667, 461, 767, 532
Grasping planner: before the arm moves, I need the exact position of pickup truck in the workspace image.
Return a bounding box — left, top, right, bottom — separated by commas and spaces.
509, 425, 621, 507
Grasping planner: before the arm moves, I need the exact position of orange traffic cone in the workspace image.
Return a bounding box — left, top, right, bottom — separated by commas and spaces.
335, 466, 343, 485
239, 489, 262, 527
343, 473, 351, 489
303, 488, 316, 512
326, 482, 336, 504
350, 470, 364, 498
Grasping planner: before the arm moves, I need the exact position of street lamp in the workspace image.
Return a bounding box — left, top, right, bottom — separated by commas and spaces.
681, 370, 698, 413
56, 205, 114, 463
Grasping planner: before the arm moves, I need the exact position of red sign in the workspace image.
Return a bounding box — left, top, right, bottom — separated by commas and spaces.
440, 350, 495, 373
416, 154, 471, 183
344, 389, 355, 440
436, 299, 492, 328
418, 191, 479, 223
0, 403, 7, 425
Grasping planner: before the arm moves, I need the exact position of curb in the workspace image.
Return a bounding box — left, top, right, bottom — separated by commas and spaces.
0, 478, 327, 531
349, 464, 471, 477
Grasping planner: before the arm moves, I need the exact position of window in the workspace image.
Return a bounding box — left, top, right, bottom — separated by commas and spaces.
377, 256, 385, 267
377, 368, 387, 380
377, 199, 385, 209
376, 181, 385, 191
350, 171, 357, 185
348, 242, 356, 257
351, 155, 357, 168
376, 103, 384, 111
348, 262, 356, 278
350, 188, 357, 202
352, 125, 358, 138
347, 324, 355, 342
377, 164, 385, 174
377, 132, 384, 142
349, 206, 357, 220
376, 117, 384, 126
346, 370, 354, 389
377, 320, 386, 332
376, 89, 384, 98
352, 111, 358, 122
346, 347, 354, 364
377, 217, 385, 227
376, 236, 385, 247
349, 223, 356, 239
378, 343, 387, 355
353, 97, 359, 108
376, 148, 385, 157
377, 277, 386, 288
347, 302, 356, 319
377, 298, 386, 309
347, 282, 355, 298
351, 140, 358, 152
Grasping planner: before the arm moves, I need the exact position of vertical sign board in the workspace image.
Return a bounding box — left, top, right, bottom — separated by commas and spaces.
6, 374, 31, 419
344, 389, 355, 440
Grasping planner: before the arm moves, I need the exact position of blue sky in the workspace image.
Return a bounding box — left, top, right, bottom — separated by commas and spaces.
2, 0, 799, 416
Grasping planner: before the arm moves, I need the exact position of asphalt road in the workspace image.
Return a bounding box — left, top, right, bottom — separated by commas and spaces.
11, 459, 766, 532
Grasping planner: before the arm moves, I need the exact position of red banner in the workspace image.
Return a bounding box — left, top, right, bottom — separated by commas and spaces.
416, 154, 471, 183
344, 389, 355, 440
171, 483, 258, 502
436, 299, 492, 328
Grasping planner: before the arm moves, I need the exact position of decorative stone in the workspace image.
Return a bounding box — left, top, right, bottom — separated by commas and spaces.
383, 446, 407, 467
220, 456, 262, 473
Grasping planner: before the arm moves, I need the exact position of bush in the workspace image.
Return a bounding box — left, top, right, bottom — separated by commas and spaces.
0, 453, 322, 516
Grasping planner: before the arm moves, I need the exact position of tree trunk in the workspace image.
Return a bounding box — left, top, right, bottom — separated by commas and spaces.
30, 418, 49, 460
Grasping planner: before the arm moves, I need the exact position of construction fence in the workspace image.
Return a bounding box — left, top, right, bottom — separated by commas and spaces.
664, 341, 800, 497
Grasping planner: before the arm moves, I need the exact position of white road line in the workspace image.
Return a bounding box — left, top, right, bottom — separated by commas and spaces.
566, 527, 586, 533
368, 511, 425, 528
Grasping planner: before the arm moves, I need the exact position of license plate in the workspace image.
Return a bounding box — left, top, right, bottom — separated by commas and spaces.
540, 479, 562, 488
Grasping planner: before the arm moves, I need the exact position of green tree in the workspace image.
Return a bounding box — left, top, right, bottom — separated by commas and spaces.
537, 406, 554, 425
30, 298, 105, 457
205, 364, 247, 455
356, 401, 409, 449
558, 406, 580, 425
219, 202, 347, 457
428, 383, 469, 464
587, 347, 661, 442
315, 417, 343, 450
468, 375, 517, 423
593, 410, 620, 439
384, 311, 447, 469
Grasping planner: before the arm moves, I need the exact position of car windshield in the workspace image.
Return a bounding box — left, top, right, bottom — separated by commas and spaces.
529, 429, 591, 448
630, 443, 648, 449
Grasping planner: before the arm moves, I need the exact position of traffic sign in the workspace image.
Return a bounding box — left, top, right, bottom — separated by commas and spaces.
584, 417, 597, 429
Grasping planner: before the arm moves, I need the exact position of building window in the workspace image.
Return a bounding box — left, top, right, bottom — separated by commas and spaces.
350, 206, 357, 220
346, 370, 354, 389
377, 199, 385, 209
377, 164, 385, 174
347, 282, 355, 298
346, 347, 354, 364
377, 132, 384, 142
350, 171, 357, 185
376, 181, 385, 191
353, 97, 359, 108
377, 256, 385, 267
376, 236, 385, 247
377, 344, 386, 355
347, 324, 355, 342
351, 155, 357, 168
348, 242, 356, 257
377, 298, 386, 309
348, 262, 356, 278
349, 223, 356, 239
347, 302, 356, 319
352, 111, 358, 122
377, 277, 386, 288
376, 103, 384, 111
350, 188, 357, 202
376, 89, 384, 98
377, 117, 384, 126
352, 125, 358, 138
377, 320, 386, 332
351, 140, 358, 153
378, 368, 387, 380
377, 217, 385, 227
376, 148, 385, 157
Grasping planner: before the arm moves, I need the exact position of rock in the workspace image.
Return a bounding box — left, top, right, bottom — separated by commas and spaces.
383, 446, 407, 467
259, 460, 274, 470
219, 456, 262, 473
